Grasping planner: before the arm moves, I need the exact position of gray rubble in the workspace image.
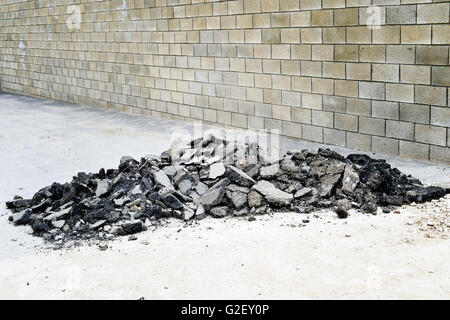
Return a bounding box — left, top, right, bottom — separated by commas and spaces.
5, 135, 449, 245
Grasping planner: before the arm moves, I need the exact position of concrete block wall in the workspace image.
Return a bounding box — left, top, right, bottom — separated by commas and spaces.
0, 0, 449, 164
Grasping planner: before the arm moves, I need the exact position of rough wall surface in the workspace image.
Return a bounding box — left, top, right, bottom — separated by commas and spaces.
0, 0, 449, 164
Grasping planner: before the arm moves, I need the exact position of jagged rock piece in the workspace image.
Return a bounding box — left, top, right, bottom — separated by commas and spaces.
252, 181, 293, 206
195, 182, 209, 195
259, 164, 280, 179
199, 178, 230, 208
226, 166, 255, 187
43, 207, 71, 222
152, 170, 174, 190
294, 187, 315, 198
95, 179, 110, 197
210, 206, 228, 218
342, 165, 360, 195
9, 209, 32, 225
121, 221, 143, 235
248, 190, 263, 208
209, 162, 226, 179
195, 204, 206, 220
319, 174, 342, 198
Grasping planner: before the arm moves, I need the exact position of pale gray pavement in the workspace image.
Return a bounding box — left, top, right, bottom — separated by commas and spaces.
0, 92, 449, 299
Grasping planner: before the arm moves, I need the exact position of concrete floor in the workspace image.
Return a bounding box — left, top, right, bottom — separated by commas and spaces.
0, 92, 449, 299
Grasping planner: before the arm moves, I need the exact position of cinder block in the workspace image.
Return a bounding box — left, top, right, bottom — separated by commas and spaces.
399, 103, 430, 124
292, 76, 312, 93
386, 45, 415, 64
301, 28, 322, 43
271, 13, 290, 27
359, 117, 385, 136
247, 88, 263, 103
272, 104, 291, 121
301, 93, 322, 110
324, 128, 346, 147
323, 95, 346, 113
311, 10, 334, 26
323, 62, 346, 79
359, 6, 386, 26
291, 12, 311, 27
386, 84, 414, 103
335, 113, 358, 132
290, 11, 311, 27
335, 45, 359, 62
346, 98, 372, 116
301, 61, 322, 77
416, 46, 449, 66
282, 121, 302, 139
386, 120, 414, 140
346, 132, 372, 152
264, 118, 283, 133
262, 29, 280, 43
312, 78, 333, 95
291, 44, 312, 60
255, 103, 272, 117
312, 45, 334, 61
281, 0, 300, 11
372, 136, 399, 156
432, 25, 450, 45
386, 5, 416, 24
236, 14, 253, 29
415, 85, 447, 107
229, 1, 244, 15
232, 113, 248, 128
401, 65, 431, 85
415, 124, 447, 146
430, 107, 450, 127
261, 0, 280, 12
359, 82, 385, 100
204, 109, 217, 122
401, 26, 431, 44
430, 146, 450, 165
263, 60, 281, 74
346, 63, 371, 81
417, 3, 449, 24
282, 91, 301, 107
323, 28, 346, 44
359, 45, 385, 62
373, 26, 400, 44
323, 0, 346, 8
248, 116, 265, 130
264, 89, 282, 104
292, 107, 312, 124
334, 8, 359, 26
399, 141, 429, 162
372, 64, 399, 83
245, 29, 261, 43
372, 101, 399, 120
253, 14, 270, 28
312, 110, 334, 128
302, 124, 323, 142
281, 60, 301, 75
346, 27, 371, 44
301, 0, 322, 10
272, 75, 291, 90
281, 29, 300, 44
432, 67, 450, 86
244, 0, 261, 14
335, 80, 359, 98
272, 45, 291, 59
254, 45, 272, 59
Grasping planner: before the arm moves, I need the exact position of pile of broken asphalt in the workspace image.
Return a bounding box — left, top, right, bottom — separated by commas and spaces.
6, 135, 449, 245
